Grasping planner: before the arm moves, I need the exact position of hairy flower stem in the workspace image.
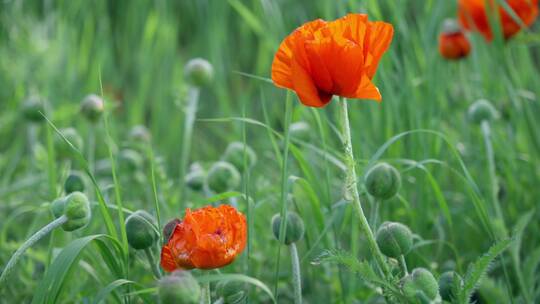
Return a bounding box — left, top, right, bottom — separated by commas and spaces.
144, 248, 162, 279
290, 243, 302, 304
200, 281, 211, 304
399, 255, 408, 276
369, 198, 380, 230
338, 98, 390, 278
179, 87, 200, 208
0, 215, 68, 286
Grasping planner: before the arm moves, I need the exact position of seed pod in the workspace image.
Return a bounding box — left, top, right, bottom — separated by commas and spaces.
439, 271, 463, 302
206, 161, 241, 193
21, 96, 46, 123
402, 268, 439, 302
55, 128, 83, 158
64, 172, 85, 194
80, 94, 104, 122
271, 212, 305, 245
289, 121, 311, 141
216, 280, 246, 304
125, 210, 159, 250
185, 166, 206, 191
158, 270, 201, 304
129, 125, 151, 143
376, 221, 413, 258
184, 58, 213, 87
118, 149, 144, 172
364, 163, 401, 200
222, 142, 257, 172
51, 192, 91, 232
467, 99, 498, 124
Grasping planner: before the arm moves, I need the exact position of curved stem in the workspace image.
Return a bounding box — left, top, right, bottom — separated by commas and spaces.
143, 248, 162, 279
290, 243, 302, 304
0, 215, 67, 286
369, 198, 380, 230
179, 86, 200, 208
338, 98, 390, 278
399, 255, 408, 276
480, 121, 505, 227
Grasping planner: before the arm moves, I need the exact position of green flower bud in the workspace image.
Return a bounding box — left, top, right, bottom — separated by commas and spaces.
118, 149, 143, 172
125, 210, 158, 250
364, 163, 401, 200
184, 58, 213, 87
402, 268, 439, 302
64, 172, 85, 194
158, 270, 201, 304
216, 280, 246, 304
271, 212, 305, 245
206, 161, 241, 193
376, 221, 413, 258
55, 128, 83, 158
80, 94, 104, 122
222, 142, 257, 172
129, 125, 151, 143
185, 168, 206, 191
467, 99, 498, 124
439, 271, 463, 302
289, 121, 311, 141
21, 96, 46, 123
52, 192, 91, 232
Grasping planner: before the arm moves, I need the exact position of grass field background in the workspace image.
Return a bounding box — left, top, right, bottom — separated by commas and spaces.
1, 0, 539, 303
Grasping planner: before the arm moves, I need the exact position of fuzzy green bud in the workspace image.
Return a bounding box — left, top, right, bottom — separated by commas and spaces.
185, 166, 206, 192
439, 271, 463, 302
64, 172, 85, 194
158, 270, 201, 304
21, 96, 46, 123
468, 99, 498, 124
271, 212, 305, 245
80, 94, 104, 122
222, 142, 257, 172
376, 221, 413, 258
216, 280, 246, 304
365, 163, 401, 200
184, 58, 213, 87
52, 192, 91, 232
402, 268, 439, 302
55, 128, 83, 158
206, 161, 241, 193
125, 210, 158, 250
289, 121, 311, 141
129, 125, 151, 143
118, 149, 143, 172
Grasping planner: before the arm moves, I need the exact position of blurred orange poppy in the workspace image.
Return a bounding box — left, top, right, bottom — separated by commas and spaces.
160, 205, 247, 271
439, 19, 471, 59
458, 0, 538, 40
271, 14, 394, 107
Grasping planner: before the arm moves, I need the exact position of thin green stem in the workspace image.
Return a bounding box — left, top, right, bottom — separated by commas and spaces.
273, 91, 293, 299
0, 215, 67, 286
338, 98, 390, 278
147, 144, 162, 238
369, 198, 381, 230
480, 121, 504, 225
179, 86, 200, 208
200, 281, 211, 304
290, 243, 302, 304
143, 248, 162, 279
87, 126, 96, 176
399, 255, 408, 276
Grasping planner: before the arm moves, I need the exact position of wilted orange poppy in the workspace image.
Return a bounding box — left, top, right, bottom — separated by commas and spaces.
160, 205, 247, 271
439, 19, 471, 60
271, 14, 394, 107
458, 0, 538, 40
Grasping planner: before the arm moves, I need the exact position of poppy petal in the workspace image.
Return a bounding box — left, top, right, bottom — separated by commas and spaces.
160, 244, 178, 272
291, 58, 332, 107
364, 21, 394, 79
353, 75, 382, 101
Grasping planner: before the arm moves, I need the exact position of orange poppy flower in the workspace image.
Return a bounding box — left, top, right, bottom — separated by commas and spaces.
271, 14, 394, 107
458, 0, 538, 40
439, 19, 471, 60
160, 205, 247, 271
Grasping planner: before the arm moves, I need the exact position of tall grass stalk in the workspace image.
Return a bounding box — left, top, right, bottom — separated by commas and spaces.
290, 243, 302, 304
179, 87, 200, 208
